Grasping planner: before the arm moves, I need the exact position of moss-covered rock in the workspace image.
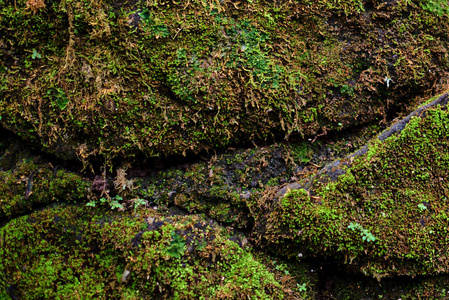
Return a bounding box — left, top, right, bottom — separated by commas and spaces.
80, 118, 387, 230
0, 204, 312, 299
255, 92, 449, 279
329, 272, 449, 299
1, 0, 448, 160
2, 1, 449, 297
0, 137, 90, 220
73, 92, 449, 283
1, 92, 449, 298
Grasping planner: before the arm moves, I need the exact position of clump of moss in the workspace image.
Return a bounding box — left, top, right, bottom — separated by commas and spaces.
0, 204, 297, 299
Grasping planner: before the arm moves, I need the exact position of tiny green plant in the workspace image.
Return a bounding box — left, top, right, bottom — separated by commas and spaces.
86, 200, 96, 207
297, 283, 307, 292
47, 88, 69, 110
418, 203, 427, 211
110, 196, 124, 210
132, 198, 147, 211
273, 261, 290, 275
86, 195, 125, 211
361, 230, 376, 242
348, 222, 362, 231
31, 49, 41, 59
348, 222, 376, 242
166, 232, 186, 259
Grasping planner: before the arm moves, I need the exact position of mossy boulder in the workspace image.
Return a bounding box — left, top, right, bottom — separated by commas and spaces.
254, 93, 449, 279
0, 204, 313, 299
0, 137, 90, 220
1, 0, 448, 160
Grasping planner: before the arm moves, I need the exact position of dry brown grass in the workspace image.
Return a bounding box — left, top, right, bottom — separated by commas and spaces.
26, 0, 45, 14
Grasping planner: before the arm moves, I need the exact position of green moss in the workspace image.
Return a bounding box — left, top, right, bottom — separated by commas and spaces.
259, 103, 449, 278
0, 204, 292, 299
0, 139, 90, 219
420, 0, 449, 16
1, 0, 448, 161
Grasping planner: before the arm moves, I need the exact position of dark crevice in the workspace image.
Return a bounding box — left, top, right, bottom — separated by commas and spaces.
0, 90, 429, 183
0, 126, 85, 173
